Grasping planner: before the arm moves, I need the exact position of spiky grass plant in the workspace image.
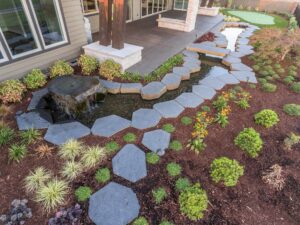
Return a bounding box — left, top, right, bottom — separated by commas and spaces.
24, 167, 52, 193
35, 144, 55, 158
58, 139, 84, 160
81, 146, 106, 169
0, 125, 14, 146
8, 144, 27, 163
35, 178, 69, 212
166, 163, 182, 177
61, 161, 83, 181
20, 128, 41, 145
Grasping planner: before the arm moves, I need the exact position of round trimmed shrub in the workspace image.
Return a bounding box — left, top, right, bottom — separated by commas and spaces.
0, 79, 26, 104
50, 60, 74, 78
95, 168, 110, 183
99, 59, 122, 80
284, 76, 295, 85
78, 54, 98, 75
179, 183, 208, 221
132, 217, 149, 225
291, 82, 300, 93
234, 128, 263, 158
283, 104, 300, 116
210, 157, 244, 187
166, 163, 182, 177
23, 69, 47, 89
75, 186, 92, 202
146, 152, 160, 164
261, 83, 277, 93
254, 109, 279, 128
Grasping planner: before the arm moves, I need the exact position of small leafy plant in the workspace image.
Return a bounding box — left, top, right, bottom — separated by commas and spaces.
146, 152, 160, 164
152, 187, 168, 204
291, 82, 300, 93
75, 186, 92, 202
58, 139, 83, 160
234, 128, 263, 158
0, 125, 14, 146
80, 146, 106, 169
20, 128, 41, 145
48, 204, 82, 225
50, 60, 74, 78
210, 157, 244, 187
99, 59, 122, 80
169, 140, 183, 152
132, 217, 149, 225
24, 167, 52, 192
261, 83, 277, 92
254, 109, 279, 128
283, 104, 300, 116
0, 79, 26, 104
123, 132, 136, 143
162, 123, 175, 133
159, 220, 174, 225
23, 69, 47, 89
175, 177, 191, 192
8, 144, 27, 163
166, 163, 182, 177
35, 144, 54, 158
105, 141, 120, 153
181, 116, 193, 125
95, 167, 111, 183
78, 54, 98, 75
284, 132, 300, 151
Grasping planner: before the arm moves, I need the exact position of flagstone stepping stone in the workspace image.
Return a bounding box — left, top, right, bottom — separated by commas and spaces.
199, 76, 226, 90
173, 67, 190, 80
184, 56, 201, 65
161, 73, 182, 90
27, 88, 49, 111
229, 51, 246, 58
44, 121, 90, 145
230, 71, 257, 83
89, 182, 140, 225
230, 63, 253, 72
112, 144, 147, 182
192, 85, 216, 100
175, 93, 204, 108
16, 110, 52, 130
141, 82, 167, 100
120, 83, 142, 93
183, 62, 201, 73
208, 66, 229, 77
237, 38, 249, 45
142, 129, 171, 155
215, 38, 228, 48
186, 43, 230, 57
182, 50, 199, 58
99, 79, 121, 94
153, 100, 184, 118
222, 56, 241, 67
214, 74, 240, 85
131, 108, 161, 130
91, 115, 131, 137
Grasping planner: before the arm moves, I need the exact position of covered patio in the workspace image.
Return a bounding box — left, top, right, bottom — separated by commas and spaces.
92, 10, 224, 75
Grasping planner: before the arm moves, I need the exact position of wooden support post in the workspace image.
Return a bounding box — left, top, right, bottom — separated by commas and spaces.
98, 0, 112, 46
112, 0, 127, 49
207, 0, 214, 8
200, 0, 208, 7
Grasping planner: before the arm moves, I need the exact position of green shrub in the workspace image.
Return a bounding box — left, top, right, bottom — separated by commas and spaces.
254, 109, 279, 128
210, 157, 244, 187
259, 70, 269, 77
99, 59, 122, 80
152, 187, 168, 204
201, 105, 210, 112
81, 146, 106, 169
288, 70, 297, 77
159, 220, 174, 225
58, 139, 83, 160
249, 84, 256, 89
0, 80, 26, 104
78, 54, 98, 75
291, 82, 300, 93
146, 152, 160, 164
105, 141, 120, 153
24, 167, 52, 193
284, 76, 295, 84
283, 104, 300, 116
8, 144, 27, 162
277, 68, 285, 74
181, 116, 193, 125
23, 69, 47, 89
123, 132, 136, 143
162, 123, 175, 133
50, 60, 74, 78
179, 183, 208, 221
75, 186, 92, 202
20, 128, 41, 145
60, 161, 83, 181
0, 125, 14, 146
169, 140, 183, 152
252, 65, 260, 71
262, 83, 277, 92
95, 167, 111, 183
166, 163, 182, 177
36, 179, 68, 212
175, 177, 191, 192
289, 65, 297, 71
234, 128, 263, 158
132, 217, 149, 225
274, 64, 281, 69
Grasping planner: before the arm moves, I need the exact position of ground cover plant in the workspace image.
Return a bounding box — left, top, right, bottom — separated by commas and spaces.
254, 109, 280, 128
23, 69, 47, 90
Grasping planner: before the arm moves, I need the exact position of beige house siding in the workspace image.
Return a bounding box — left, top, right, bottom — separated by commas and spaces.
0, 0, 87, 81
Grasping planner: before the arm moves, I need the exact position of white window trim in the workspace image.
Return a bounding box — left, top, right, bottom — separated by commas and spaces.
1, 0, 42, 59
29, 0, 68, 50
141, 0, 168, 18
0, 40, 8, 63
81, 0, 99, 15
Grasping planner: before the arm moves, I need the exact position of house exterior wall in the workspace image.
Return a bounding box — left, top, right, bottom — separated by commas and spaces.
0, 0, 87, 81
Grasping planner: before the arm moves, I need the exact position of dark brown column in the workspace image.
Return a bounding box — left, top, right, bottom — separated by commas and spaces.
200, 0, 208, 7
207, 0, 214, 8
112, 0, 127, 49
98, 0, 112, 46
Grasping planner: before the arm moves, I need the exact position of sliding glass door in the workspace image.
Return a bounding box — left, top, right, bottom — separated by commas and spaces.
174, 0, 188, 10
141, 0, 167, 17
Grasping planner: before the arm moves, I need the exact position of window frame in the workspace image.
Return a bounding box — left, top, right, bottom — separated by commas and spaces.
81, 0, 99, 15
0, 39, 8, 64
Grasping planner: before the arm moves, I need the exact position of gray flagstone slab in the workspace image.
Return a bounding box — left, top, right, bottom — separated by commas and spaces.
222, 56, 241, 67
16, 110, 52, 130
183, 62, 201, 73
182, 50, 199, 58
141, 82, 167, 100
131, 108, 161, 130
214, 73, 240, 85
161, 73, 182, 90
153, 100, 184, 118
230, 63, 253, 72
120, 83, 142, 93
99, 79, 121, 94
142, 129, 171, 155
230, 71, 257, 83
173, 67, 191, 80
199, 76, 226, 90
27, 88, 49, 111
192, 85, 216, 100
175, 92, 204, 108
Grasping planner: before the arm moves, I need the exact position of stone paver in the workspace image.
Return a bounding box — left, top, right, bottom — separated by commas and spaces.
173, 67, 190, 80
229, 51, 246, 58
208, 66, 229, 77
112, 144, 147, 182
153, 100, 184, 118
44, 121, 90, 145
183, 62, 201, 73
214, 73, 240, 85
175, 93, 204, 108
16, 110, 52, 130
192, 85, 216, 100
187, 43, 230, 57
92, 115, 131, 137
237, 38, 249, 45
230, 63, 253, 72
99, 79, 121, 94
199, 76, 226, 90
89, 182, 140, 225
141, 82, 167, 100
230, 71, 257, 83
161, 73, 181, 90
182, 50, 199, 58
142, 129, 171, 155
27, 88, 49, 111
222, 56, 241, 67
184, 57, 201, 65
120, 83, 143, 94
131, 108, 161, 130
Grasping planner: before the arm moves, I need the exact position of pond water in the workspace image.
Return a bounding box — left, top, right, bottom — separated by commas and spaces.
221, 27, 244, 52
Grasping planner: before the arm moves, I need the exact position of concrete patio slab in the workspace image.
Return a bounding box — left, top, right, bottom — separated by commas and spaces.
183, 62, 201, 73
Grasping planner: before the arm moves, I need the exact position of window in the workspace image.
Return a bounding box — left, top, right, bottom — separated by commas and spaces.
81, 0, 98, 14
142, 0, 167, 17
30, 0, 67, 48
0, 0, 40, 58
0, 42, 8, 63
